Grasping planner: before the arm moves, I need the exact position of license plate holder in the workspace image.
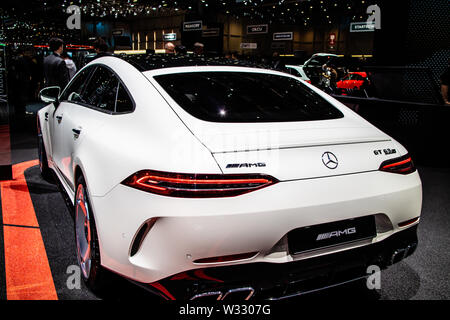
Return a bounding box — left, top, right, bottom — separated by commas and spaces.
288, 216, 376, 255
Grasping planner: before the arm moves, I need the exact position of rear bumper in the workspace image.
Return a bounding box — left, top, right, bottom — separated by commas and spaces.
144, 225, 418, 300
91, 170, 422, 284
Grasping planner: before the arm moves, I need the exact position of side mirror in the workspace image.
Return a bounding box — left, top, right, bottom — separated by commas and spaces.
39, 86, 61, 104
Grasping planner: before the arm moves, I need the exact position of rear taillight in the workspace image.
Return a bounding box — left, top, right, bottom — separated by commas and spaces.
379, 154, 416, 175
121, 170, 278, 198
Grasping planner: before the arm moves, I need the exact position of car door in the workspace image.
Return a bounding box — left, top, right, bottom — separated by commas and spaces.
304, 56, 329, 85
59, 66, 120, 186
353, 74, 365, 89
51, 66, 94, 184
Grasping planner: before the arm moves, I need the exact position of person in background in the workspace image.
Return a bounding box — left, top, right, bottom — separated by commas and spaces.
193, 42, 204, 55
93, 37, 112, 59
61, 52, 77, 79
165, 42, 175, 54
271, 51, 285, 70
440, 59, 450, 105
175, 45, 187, 55
43, 37, 70, 90
225, 51, 239, 60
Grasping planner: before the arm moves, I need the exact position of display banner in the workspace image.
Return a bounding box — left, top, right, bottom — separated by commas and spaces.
112, 29, 123, 36
202, 28, 220, 37
0, 45, 8, 118
271, 42, 286, 49
350, 22, 376, 32
163, 33, 177, 41
273, 32, 293, 41
240, 43, 257, 49
0, 44, 12, 180
247, 24, 268, 34
183, 21, 203, 31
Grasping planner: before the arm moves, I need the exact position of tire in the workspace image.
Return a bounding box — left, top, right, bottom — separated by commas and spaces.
74, 174, 106, 293
37, 123, 53, 182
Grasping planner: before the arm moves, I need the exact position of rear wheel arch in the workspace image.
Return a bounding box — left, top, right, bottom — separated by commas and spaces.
73, 164, 102, 250
74, 173, 108, 292
74, 165, 84, 188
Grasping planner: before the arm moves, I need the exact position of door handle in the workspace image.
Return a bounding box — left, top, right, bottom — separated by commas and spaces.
72, 128, 82, 138
56, 115, 63, 123
45, 112, 49, 121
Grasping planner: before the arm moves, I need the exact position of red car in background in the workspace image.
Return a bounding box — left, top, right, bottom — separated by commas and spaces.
337, 72, 369, 90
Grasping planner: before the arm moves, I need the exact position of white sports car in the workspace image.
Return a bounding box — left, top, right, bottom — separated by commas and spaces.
37, 55, 422, 300
285, 64, 311, 82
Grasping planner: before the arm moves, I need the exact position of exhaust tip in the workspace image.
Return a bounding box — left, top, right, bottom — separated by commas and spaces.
190, 291, 223, 301
222, 287, 255, 300
390, 243, 417, 265
190, 287, 255, 300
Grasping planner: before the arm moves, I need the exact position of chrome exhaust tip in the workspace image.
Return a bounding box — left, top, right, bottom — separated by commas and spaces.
391, 248, 407, 265
190, 287, 255, 301
190, 291, 223, 301
390, 242, 417, 265
222, 287, 255, 300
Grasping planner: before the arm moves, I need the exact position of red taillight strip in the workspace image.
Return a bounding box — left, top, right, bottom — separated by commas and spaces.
137, 183, 167, 192
381, 157, 412, 170
379, 154, 416, 175
136, 175, 270, 185
122, 170, 278, 198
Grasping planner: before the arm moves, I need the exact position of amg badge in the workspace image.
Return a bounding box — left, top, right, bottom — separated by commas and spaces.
226, 163, 266, 168
316, 227, 356, 241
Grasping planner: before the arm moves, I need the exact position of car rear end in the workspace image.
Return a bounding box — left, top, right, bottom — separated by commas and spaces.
97, 66, 422, 300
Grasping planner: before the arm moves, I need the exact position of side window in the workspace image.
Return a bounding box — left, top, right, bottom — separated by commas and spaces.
308, 58, 321, 66
115, 83, 134, 113
287, 68, 301, 77
61, 67, 93, 102
82, 67, 118, 112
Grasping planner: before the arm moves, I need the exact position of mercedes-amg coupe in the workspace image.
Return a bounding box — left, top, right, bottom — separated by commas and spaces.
37, 55, 422, 300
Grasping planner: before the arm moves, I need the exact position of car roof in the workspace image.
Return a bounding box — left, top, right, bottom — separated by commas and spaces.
87, 56, 305, 83
311, 53, 340, 57
117, 54, 275, 72
142, 65, 294, 78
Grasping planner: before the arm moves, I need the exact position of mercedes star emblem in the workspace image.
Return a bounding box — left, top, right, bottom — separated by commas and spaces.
322, 152, 338, 169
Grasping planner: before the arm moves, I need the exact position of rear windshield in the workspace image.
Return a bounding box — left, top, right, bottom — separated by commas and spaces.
153, 72, 344, 123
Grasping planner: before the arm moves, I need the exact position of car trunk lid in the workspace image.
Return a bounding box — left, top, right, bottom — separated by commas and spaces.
190, 118, 398, 181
